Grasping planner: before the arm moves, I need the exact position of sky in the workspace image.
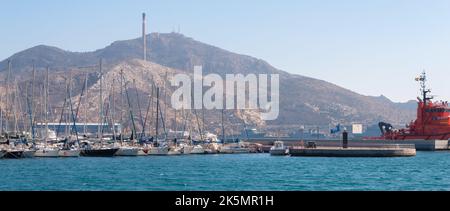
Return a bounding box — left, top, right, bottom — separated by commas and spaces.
1, 0, 450, 102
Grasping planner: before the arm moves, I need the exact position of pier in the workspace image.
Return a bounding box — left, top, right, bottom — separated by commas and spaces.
248, 138, 449, 151
289, 145, 416, 157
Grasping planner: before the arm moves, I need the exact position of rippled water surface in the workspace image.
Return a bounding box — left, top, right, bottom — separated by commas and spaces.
1, 152, 450, 190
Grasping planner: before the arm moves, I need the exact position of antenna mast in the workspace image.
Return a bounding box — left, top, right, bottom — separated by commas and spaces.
416, 70, 432, 105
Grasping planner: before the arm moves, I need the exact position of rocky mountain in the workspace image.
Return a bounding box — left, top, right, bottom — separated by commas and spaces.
0, 33, 416, 133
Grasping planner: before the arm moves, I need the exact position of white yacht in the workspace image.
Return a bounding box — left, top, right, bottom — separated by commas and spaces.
270, 141, 289, 156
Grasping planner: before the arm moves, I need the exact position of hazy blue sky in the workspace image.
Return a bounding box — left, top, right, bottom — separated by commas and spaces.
1, 0, 450, 102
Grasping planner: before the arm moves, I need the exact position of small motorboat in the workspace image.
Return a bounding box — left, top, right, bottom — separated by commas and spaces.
270, 141, 289, 156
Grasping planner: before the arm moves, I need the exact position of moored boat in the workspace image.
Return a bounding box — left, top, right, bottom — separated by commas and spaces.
270, 141, 289, 156
22, 149, 36, 158
115, 146, 140, 156
80, 147, 119, 157
34, 148, 60, 157
79, 141, 118, 157
220, 143, 250, 154
368, 71, 450, 140
4, 149, 24, 159
147, 145, 169, 156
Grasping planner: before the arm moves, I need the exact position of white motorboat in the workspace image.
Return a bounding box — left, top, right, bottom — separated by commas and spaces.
270, 141, 289, 156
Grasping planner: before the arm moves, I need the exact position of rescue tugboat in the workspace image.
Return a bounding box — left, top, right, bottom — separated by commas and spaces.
377, 71, 450, 140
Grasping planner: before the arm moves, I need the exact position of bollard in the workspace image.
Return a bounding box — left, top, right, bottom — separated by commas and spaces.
342, 130, 348, 149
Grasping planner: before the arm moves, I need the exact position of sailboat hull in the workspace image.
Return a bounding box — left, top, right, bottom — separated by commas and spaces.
80, 148, 119, 157
0, 150, 6, 158
22, 150, 36, 158
137, 148, 149, 156
115, 148, 139, 156
190, 146, 206, 154
4, 150, 24, 159
35, 149, 60, 157
147, 147, 169, 156
59, 149, 81, 157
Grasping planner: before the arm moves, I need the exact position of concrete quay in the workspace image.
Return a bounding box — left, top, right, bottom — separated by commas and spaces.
248, 138, 449, 151
289, 146, 416, 157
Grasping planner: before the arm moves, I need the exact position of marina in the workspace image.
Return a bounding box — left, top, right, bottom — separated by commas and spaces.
289, 146, 416, 157
1, 152, 450, 191
1, 3, 450, 194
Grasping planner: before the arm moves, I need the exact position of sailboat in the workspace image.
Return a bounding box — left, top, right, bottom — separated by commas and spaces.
35, 68, 60, 157
80, 59, 119, 157
114, 71, 140, 156
2, 62, 35, 158
147, 87, 170, 156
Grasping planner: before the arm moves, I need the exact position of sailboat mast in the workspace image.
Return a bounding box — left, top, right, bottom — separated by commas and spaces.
68, 70, 80, 144
12, 80, 18, 133
163, 72, 168, 135
155, 87, 159, 139
133, 79, 144, 134
0, 95, 2, 134
84, 72, 88, 135
149, 79, 155, 136
120, 69, 124, 143
111, 78, 116, 139
174, 109, 177, 139
45, 67, 49, 141
31, 62, 36, 137
5, 60, 11, 133
141, 84, 153, 138
98, 59, 103, 140
221, 109, 225, 142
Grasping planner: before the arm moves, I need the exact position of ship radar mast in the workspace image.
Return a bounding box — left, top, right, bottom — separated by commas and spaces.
415, 70, 433, 105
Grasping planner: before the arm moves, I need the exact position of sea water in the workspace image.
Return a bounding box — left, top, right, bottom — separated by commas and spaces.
1, 152, 449, 191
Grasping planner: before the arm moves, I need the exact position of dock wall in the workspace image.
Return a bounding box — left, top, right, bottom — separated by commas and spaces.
248, 138, 449, 151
